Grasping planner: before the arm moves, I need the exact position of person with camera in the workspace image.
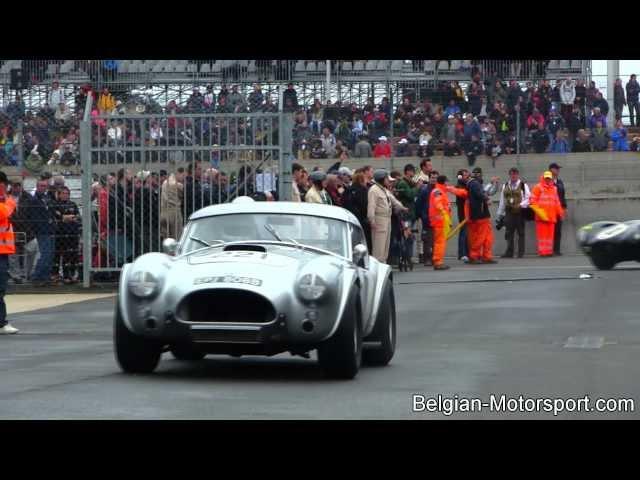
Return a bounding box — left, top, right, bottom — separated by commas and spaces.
496, 167, 530, 259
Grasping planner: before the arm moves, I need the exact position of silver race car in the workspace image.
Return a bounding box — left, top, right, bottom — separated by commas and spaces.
577, 220, 640, 270
114, 197, 396, 379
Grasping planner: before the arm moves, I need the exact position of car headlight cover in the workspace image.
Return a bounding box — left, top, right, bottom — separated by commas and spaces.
596, 224, 628, 241
297, 273, 327, 302
129, 271, 159, 298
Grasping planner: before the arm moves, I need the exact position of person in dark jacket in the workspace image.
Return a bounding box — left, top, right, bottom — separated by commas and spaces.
183, 162, 203, 220
283, 83, 298, 110
466, 167, 497, 264
342, 170, 371, 251
52, 186, 80, 284
28, 178, 56, 286
133, 173, 160, 255
455, 169, 470, 261
414, 170, 438, 266
614, 78, 626, 121
549, 162, 567, 255
465, 135, 483, 166
572, 129, 592, 153
626, 74, 640, 126
592, 92, 609, 117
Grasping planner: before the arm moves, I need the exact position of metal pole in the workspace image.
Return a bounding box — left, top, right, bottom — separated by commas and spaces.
516, 104, 520, 167
81, 94, 93, 288
325, 60, 331, 104
279, 113, 294, 201
16, 120, 24, 168
606, 60, 619, 128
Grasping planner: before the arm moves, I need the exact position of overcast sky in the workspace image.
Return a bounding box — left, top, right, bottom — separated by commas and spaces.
591, 60, 640, 94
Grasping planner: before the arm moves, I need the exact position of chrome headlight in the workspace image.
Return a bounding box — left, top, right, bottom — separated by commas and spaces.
297, 273, 327, 302
128, 271, 159, 298
596, 224, 628, 241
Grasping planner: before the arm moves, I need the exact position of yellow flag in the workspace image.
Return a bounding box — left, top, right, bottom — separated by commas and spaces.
443, 210, 451, 239
447, 218, 468, 240
529, 204, 549, 221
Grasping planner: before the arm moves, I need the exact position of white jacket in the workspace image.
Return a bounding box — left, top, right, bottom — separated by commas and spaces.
560, 81, 576, 105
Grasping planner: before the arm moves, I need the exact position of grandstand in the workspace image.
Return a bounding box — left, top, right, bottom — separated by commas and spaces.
0, 60, 590, 110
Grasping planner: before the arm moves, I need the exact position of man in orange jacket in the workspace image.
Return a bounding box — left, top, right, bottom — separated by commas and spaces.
429, 175, 467, 270
0, 171, 18, 334
529, 170, 565, 256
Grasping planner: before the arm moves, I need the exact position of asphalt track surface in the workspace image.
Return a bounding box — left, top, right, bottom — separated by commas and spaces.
1, 255, 639, 420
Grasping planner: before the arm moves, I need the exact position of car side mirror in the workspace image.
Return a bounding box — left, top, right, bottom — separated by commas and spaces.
162, 238, 178, 256
353, 243, 369, 268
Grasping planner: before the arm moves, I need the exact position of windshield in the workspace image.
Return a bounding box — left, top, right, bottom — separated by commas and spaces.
180, 213, 350, 257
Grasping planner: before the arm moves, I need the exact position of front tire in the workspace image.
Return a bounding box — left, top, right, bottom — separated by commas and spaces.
363, 281, 396, 366
589, 246, 616, 270
317, 289, 362, 379
114, 300, 162, 374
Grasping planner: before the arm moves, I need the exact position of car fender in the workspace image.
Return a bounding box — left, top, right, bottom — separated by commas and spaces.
118, 263, 134, 331
365, 260, 393, 338
319, 266, 359, 342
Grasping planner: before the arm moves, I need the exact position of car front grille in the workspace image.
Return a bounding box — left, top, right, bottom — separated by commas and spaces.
178, 289, 276, 324
191, 328, 261, 344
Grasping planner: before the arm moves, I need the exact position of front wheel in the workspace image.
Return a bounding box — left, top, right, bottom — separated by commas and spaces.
114, 300, 162, 374
589, 246, 616, 270
317, 289, 362, 379
363, 281, 396, 366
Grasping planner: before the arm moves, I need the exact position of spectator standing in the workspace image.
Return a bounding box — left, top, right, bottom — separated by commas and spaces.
343, 170, 372, 251
586, 81, 600, 110
529, 170, 564, 257
304, 171, 332, 205
7, 181, 30, 283
283, 83, 298, 110
395, 164, 422, 226
320, 127, 337, 158
97, 87, 116, 114
48, 81, 65, 108
548, 163, 566, 256
531, 123, 550, 154
395, 138, 411, 157
291, 163, 304, 202
611, 119, 629, 151
560, 78, 576, 123
227, 85, 247, 112
574, 80, 587, 111
496, 167, 530, 258
52, 186, 80, 284
613, 78, 626, 121
373, 136, 392, 158
160, 168, 184, 240
29, 178, 55, 286
547, 109, 565, 144
367, 169, 406, 263
465, 135, 483, 167
0, 171, 18, 334
248, 84, 264, 112
625, 74, 639, 126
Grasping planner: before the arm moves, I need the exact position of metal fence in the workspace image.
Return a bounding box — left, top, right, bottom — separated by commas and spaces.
79, 94, 294, 286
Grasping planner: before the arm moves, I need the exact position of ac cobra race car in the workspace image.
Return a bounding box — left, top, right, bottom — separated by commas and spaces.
577, 220, 640, 270
114, 197, 396, 379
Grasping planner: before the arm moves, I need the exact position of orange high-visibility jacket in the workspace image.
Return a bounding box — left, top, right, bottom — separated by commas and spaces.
429, 184, 467, 227
529, 176, 564, 224
0, 196, 16, 254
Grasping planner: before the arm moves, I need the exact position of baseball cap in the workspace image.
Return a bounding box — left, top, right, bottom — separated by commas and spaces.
543, 170, 553, 179
448, 115, 455, 119
472, 167, 483, 175
399, 138, 408, 144
548, 162, 561, 170
310, 171, 327, 182
378, 136, 388, 142
373, 169, 393, 183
